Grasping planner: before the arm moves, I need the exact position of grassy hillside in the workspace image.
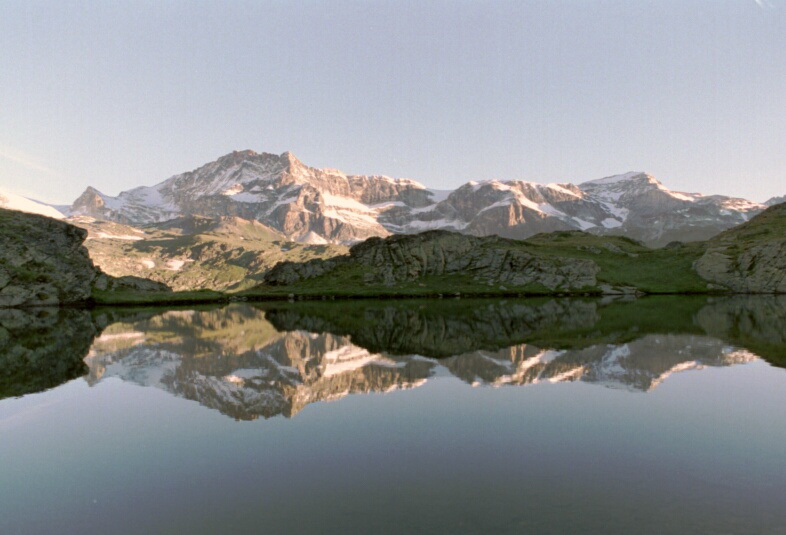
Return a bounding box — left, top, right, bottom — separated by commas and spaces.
518, 232, 708, 293
82, 202, 785, 302
245, 231, 712, 298
709, 202, 786, 245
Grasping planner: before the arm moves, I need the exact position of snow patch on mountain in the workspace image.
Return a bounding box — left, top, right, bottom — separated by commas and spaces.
0, 186, 65, 219
583, 171, 646, 185
63, 152, 773, 246
297, 231, 329, 245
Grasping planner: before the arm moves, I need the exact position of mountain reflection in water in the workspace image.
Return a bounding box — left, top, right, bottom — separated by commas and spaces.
58, 296, 781, 420
3, 296, 785, 535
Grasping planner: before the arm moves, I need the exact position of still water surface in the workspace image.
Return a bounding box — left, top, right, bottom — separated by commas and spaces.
1, 296, 785, 534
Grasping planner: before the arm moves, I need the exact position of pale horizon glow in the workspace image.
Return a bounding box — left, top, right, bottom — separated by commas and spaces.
1, 0, 784, 205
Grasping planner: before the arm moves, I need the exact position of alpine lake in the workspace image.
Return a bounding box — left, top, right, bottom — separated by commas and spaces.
1, 295, 785, 534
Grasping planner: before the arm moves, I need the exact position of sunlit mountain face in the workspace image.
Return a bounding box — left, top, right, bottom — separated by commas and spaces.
32, 296, 774, 420
61, 151, 772, 247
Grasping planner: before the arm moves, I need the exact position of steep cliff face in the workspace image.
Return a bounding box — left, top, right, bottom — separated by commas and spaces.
263, 230, 600, 291
695, 203, 786, 293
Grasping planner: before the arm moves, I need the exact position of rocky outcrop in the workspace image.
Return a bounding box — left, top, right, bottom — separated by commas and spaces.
0, 208, 171, 306
694, 203, 786, 293
264, 230, 600, 290
0, 208, 98, 306
94, 274, 172, 293
696, 244, 786, 293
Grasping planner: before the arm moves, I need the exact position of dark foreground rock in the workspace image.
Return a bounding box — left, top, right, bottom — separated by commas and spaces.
0, 209, 98, 306
695, 203, 786, 293
0, 208, 170, 307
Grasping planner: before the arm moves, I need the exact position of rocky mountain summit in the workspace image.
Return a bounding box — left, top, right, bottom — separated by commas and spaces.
578, 173, 763, 245
63, 150, 772, 246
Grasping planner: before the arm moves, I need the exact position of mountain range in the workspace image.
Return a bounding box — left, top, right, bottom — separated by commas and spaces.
4, 150, 777, 247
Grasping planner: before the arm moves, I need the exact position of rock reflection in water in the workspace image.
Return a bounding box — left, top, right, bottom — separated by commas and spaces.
82, 297, 783, 420
0, 307, 96, 399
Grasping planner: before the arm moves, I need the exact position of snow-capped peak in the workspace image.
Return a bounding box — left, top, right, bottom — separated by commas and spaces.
61, 151, 773, 246
580, 171, 650, 186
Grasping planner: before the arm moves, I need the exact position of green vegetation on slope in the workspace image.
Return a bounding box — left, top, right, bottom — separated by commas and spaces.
246, 231, 713, 298
73, 215, 346, 292
522, 232, 708, 293
710, 202, 786, 247
694, 202, 786, 293
27, 202, 780, 305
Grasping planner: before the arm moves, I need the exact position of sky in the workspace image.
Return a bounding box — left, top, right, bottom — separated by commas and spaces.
0, 0, 784, 204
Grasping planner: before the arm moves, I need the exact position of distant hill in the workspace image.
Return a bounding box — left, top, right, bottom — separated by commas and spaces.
71, 214, 346, 291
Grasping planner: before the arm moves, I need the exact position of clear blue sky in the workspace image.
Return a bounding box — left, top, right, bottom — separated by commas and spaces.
1, 0, 784, 203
